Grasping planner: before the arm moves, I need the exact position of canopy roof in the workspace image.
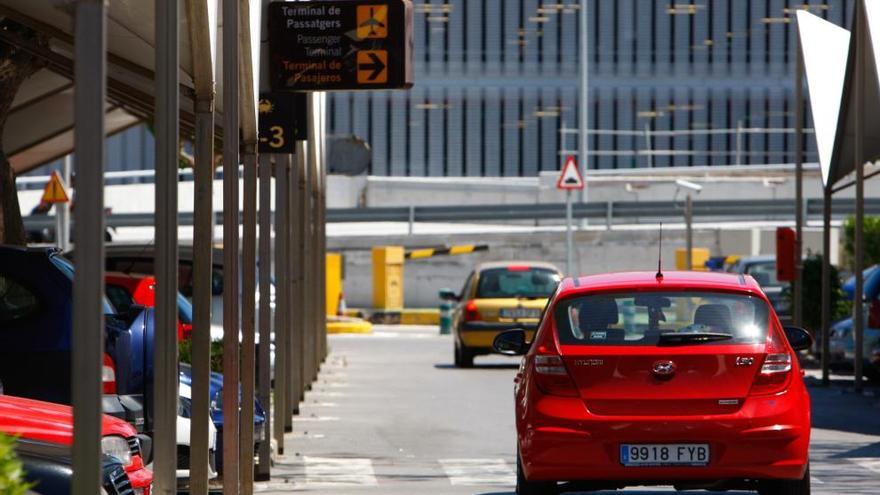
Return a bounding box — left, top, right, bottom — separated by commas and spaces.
799, 5, 880, 189
0, 0, 259, 174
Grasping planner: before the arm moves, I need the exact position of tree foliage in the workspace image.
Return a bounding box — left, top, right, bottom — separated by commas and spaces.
789, 254, 850, 336
843, 215, 880, 270
0, 433, 35, 495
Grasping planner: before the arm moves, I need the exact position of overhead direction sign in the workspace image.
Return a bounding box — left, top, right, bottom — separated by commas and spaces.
258, 92, 307, 154
42, 171, 69, 204
268, 0, 414, 91
557, 156, 585, 191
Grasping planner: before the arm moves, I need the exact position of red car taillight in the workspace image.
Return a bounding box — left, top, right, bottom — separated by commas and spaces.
750, 330, 793, 396
102, 353, 117, 394
532, 345, 579, 397
463, 300, 480, 322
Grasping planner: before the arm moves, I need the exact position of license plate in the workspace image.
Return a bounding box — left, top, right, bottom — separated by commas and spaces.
499, 307, 540, 319
620, 444, 709, 466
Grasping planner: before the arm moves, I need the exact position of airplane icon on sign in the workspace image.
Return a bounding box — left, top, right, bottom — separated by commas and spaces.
357, 5, 388, 39
360, 8, 385, 36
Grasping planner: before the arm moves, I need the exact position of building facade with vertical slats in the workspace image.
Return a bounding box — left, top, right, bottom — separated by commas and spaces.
328, 0, 853, 177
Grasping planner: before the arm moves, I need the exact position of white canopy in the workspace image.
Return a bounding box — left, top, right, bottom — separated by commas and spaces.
0, 0, 259, 174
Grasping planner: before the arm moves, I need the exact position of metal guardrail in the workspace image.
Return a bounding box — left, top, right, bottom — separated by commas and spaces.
22, 198, 880, 232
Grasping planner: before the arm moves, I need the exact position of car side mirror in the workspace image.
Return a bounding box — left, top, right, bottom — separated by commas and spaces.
783, 326, 813, 352
493, 329, 529, 356
438, 288, 459, 301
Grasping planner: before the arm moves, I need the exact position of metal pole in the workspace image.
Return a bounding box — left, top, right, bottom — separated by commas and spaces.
295, 149, 308, 400
256, 154, 272, 480
644, 123, 653, 169
154, 0, 179, 491
72, 2, 106, 494
240, 147, 258, 494
686, 194, 693, 270
189, 98, 214, 495
221, 0, 241, 489
565, 189, 573, 276
735, 121, 743, 166
272, 156, 289, 453
291, 146, 305, 409
854, 1, 866, 393
794, 37, 804, 329
318, 94, 329, 362
579, 0, 589, 207
286, 151, 301, 417
303, 145, 316, 387
59, 156, 72, 252
821, 186, 831, 386
408, 205, 415, 235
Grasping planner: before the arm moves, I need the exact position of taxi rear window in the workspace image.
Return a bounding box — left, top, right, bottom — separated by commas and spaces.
476, 267, 560, 299
555, 291, 770, 346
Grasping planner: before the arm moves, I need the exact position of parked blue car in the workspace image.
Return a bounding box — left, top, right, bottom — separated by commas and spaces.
178, 363, 266, 474
829, 265, 880, 381
0, 246, 152, 434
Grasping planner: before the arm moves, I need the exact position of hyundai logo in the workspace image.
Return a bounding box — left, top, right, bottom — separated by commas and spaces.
652, 360, 677, 377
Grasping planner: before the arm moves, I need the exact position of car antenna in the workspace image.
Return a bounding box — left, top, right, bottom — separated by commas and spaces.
655, 222, 664, 281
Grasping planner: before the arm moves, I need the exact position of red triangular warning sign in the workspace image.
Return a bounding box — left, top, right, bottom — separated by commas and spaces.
556, 155, 584, 190
41, 171, 70, 204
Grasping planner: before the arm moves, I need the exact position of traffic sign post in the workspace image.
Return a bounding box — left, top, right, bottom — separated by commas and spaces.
42, 170, 70, 250
268, 0, 413, 91
557, 156, 585, 277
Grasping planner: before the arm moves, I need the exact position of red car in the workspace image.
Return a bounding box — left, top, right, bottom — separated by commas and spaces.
106, 271, 193, 341
0, 394, 153, 493
494, 271, 813, 495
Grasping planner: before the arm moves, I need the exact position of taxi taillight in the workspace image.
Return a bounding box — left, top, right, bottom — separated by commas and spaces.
463, 300, 480, 322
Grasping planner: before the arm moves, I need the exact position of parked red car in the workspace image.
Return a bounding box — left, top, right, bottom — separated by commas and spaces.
106, 271, 193, 341
0, 394, 153, 493
494, 271, 812, 495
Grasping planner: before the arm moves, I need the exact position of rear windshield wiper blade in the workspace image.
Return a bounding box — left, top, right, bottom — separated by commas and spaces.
658, 332, 733, 345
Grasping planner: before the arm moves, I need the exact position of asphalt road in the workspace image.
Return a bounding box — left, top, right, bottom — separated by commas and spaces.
256, 325, 880, 494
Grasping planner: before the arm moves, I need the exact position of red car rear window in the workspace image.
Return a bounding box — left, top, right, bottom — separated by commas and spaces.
554, 291, 771, 346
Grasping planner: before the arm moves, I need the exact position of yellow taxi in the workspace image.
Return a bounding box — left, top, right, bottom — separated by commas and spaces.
441, 261, 562, 367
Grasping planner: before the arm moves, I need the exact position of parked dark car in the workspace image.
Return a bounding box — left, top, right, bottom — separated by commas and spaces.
831, 265, 880, 381
178, 363, 266, 474
727, 255, 791, 320
16, 438, 140, 495
0, 246, 152, 436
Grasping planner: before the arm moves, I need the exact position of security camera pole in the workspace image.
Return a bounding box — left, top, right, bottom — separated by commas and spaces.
675, 179, 703, 271
558, 156, 585, 276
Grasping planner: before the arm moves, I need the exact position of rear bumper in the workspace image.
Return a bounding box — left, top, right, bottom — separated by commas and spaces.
459, 322, 536, 349
520, 388, 810, 483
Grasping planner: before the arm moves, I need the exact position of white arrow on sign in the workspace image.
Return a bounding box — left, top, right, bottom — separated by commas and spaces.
556, 155, 584, 190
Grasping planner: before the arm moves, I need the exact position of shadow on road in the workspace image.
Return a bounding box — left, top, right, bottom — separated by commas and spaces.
434, 363, 519, 370
807, 380, 880, 437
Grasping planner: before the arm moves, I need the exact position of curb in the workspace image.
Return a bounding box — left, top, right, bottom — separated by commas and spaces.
327, 316, 373, 334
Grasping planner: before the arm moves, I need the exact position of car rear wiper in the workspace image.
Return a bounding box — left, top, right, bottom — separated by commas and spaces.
658, 332, 733, 345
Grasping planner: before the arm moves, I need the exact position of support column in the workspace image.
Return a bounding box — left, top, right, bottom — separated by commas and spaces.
256, 153, 272, 480
154, 0, 179, 492
854, 1, 866, 393
288, 150, 303, 414
273, 156, 289, 452
293, 145, 307, 403
240, 146, 258, 494
302, 143, 317, 386
794, 35, 805, 329
189, 97, 214, 495
72, 2, 106, 494
821, 187, 831, 386
221, 0, 241, 490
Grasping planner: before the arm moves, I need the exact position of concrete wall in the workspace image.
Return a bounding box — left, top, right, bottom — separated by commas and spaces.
330, 225, 838, 309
